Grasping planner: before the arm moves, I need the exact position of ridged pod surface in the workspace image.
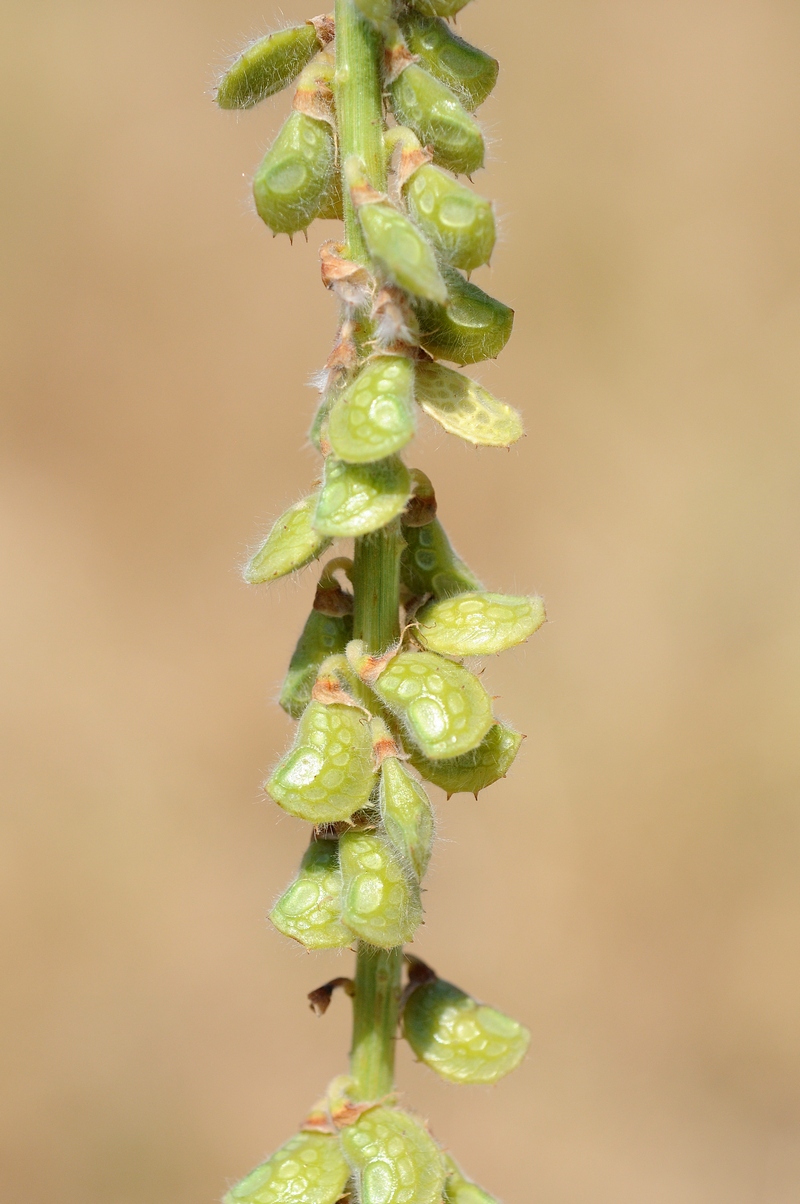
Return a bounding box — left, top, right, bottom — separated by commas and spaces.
400, 15, 498, 111
328, 356, 415, 464
391, 65, 484, 177
371, 650, 494, 760
269, 838, 352, 949
403, 977, 530, 1084
414, 361, 523, 447
266, 701, 375, 823
339, 832, 423, 948
408, 721, 522, 796
415, 591, 545, 656
280, 610, 353, 718
217, 24, 320, 110
413, 266, 514, 365
401, 516, 482, 600
443, 1156, 499, 1204
357, 199, 448, 304
223, 1130, 350, 1204
254, 111, 336, 236
340, 1106, 445, 1204
314, 456, 413, 537
404, 165, 494, 272
378, 756, 435, 879
245, 494, 331, 584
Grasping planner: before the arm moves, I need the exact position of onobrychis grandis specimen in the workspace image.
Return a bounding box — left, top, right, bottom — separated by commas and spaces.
214, 2, 546, 1200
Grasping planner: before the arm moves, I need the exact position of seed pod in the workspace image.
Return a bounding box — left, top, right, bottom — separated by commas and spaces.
405, 166, 495, 272
413, 266, 514, 365
401, 517, 482, 600
253, 112, 336, 236
339, 832, 423, 948
408, 0, 473, 16
370, 650, 494, 760
216, 24, 321, 110
416, 591, 545, 657
245, 494, 332, 585
340, 1106, 445, 1204
401, 15, 498, 111
414, 361, 522, 447
379, 756, 435, 879
354, 0, 394, 26
266, 701, 375, 823
280, 611, 354, 718
443, 1156, 499, 1204
314, 456, 413, 538
407, 721, 522, 796
269, 838, 352, 949
328, 356, 415, 464
224, 1130, 350, 1204
391, 65, 484, 177
403, 976, 530, 1084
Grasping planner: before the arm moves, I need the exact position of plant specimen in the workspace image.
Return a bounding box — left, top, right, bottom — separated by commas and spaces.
214, 2, 545, 1200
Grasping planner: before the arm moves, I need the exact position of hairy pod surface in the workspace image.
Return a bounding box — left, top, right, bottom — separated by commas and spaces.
443, 1157, 499, 1204
340, 1106, 445, 1204
414, 361, 523, 447
378, 756, 435, 880
413, 266, 514, 365
269, 838, 352, 949
224, 1130, 350, 1204
408, 721, 522, 795
357, 199, 448, 305
254, 111, 336, 236
371, 650, 494, 760
400, 15, 498, 111
401, 517, 482, 600
245, 494, 332, 584
267, 701, 375, 823
339, 832, 423, 948
216, 24, 320, 110
415, 591, 545, 656
314, 456, 413, 537
280, 610, 354, 718
405, 165, 495, 272
404, 977, 530, 1083
390, 65, 484, 177
354, 0, 394, 24
328, 356, 415, 464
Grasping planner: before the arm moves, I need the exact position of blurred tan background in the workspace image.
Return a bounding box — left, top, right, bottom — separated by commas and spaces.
2, 1, 799, 1201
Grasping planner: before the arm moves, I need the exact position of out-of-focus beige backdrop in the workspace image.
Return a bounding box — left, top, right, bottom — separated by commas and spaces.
2, 1, 799, 1201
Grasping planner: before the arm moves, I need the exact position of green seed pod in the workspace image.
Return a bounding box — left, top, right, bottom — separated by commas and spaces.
340, 1107, 445, 1204
405, 166, 495, 272
224, 1130, 350, 1204
379, 755, 435, 880
216, 24, 320, 110
354, 0, 394, 26
314, 456, 413, 538
413, 266, 514, 365
407, 721, 522, 796
266, 701, 375, 823
371, 650, 494, 760
328, 356, 415, 464
401, 517, 482, 600
443, 1156, 499, 1204
416, 591, 546, 657
269, 838, 352, 949
254, 112, 336, 236
414, 361, 523, 447
280, 610, 354, 718
391, 65, 484, 177
245, 494, 332, 585
403, 977, 530, 1084
339, 832, 423, 948
408, 0, 473, 16
401, 15, 498, 111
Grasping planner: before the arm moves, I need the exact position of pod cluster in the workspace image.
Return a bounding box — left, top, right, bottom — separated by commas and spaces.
218, 3, 541, 1202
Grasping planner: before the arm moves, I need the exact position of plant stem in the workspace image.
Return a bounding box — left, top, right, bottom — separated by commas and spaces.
335, 0, 402, 1100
